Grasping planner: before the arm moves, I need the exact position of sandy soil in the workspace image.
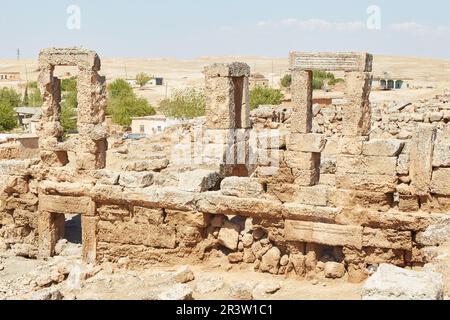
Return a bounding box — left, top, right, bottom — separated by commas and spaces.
1, 55, 450, 107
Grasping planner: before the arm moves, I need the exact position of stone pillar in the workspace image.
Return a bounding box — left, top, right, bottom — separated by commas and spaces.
287, 69, 319, 186
291, 69, 313, 134
81, 215, 99, 264
204, 62, 251, 130
76, 70, 108, 170
410, 124, 436, 196
38, 211, 65, 259
37, 64, 69, 167
37, 48, 108, 171
342, 72, 372, 137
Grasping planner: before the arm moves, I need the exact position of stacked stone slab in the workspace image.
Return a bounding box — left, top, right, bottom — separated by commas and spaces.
204, 62, 252, 176
38, 48, 107, 170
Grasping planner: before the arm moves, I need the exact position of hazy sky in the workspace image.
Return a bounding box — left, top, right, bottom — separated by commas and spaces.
1, 0, 449, 59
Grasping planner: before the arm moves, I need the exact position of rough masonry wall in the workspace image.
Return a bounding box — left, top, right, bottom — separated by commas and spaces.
2, 50, 450, 285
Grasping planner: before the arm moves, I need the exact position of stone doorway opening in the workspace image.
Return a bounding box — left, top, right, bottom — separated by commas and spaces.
64, 214, 82, 245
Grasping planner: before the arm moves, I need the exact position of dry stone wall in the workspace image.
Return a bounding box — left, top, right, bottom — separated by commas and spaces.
1, 50, 450, 284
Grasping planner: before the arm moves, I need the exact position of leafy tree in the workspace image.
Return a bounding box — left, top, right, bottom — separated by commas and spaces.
249, 86, 283, 110
136, 73, 153, 89
0, 101, 17, 132
107, 79, 134, 100
59, 91, 78, 133
28, 81, 38, 89
160, 88, 205, 119
28, 88, 43, 107
108, 95, 155, 127
312, 70, 343, 90
61, 77, 78, 92
0, 87, 21, 109
280, 74, 292, 88
60, 95, 78, 133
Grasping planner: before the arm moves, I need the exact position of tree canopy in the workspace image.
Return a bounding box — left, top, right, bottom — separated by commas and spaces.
135, 73, 153, 89
249, 86, 283, 110
159, 88, 205, 119
0, 101, 17, 132
107, 79, 156, 127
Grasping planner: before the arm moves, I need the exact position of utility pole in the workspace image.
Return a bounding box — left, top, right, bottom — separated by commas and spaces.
271, 60, 274, 88
165, 81, 168, 99
17, 48, 20, 61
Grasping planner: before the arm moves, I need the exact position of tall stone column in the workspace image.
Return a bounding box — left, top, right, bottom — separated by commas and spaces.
291, 69, 313, 134
342, 71, 372, 137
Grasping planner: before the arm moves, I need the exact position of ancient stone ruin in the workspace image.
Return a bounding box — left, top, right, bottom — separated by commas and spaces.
1, 49, 450, 284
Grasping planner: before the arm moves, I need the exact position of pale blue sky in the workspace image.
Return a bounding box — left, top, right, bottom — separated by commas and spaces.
0, 0, 449, 59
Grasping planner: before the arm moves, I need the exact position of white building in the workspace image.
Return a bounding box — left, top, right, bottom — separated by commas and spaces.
131, 115, 180, 136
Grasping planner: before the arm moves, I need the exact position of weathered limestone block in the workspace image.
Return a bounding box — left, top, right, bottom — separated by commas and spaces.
260, 247, 281, 274
282, 203, 340, 224
289, 52, 373, 72
204, 62, 250, 129
319, 174, 336, 187
416, 218, 450, 246
337, 136, 368, 155
362, 139, 405, 157
431, 168, 450, 196
91, 185, 197, 211
342, 72, 372, 136
433, 142, 450, 167
97, 220, 177, 249
38, 212, 65, 258
362, 228, 412, 250
335, 173, 397, 193
218, 220, 241, 251
287, 133, 326, 153
121, 159, 169, 172
165, 210, 210, 228
97, 205, 132, 222
362, 264, 444, 300
81, 216, 98, 263
196, 192, 282, 219
337, 155, 397, 176
220, 177, 264, 198
38, 195, 95, 216
94, 170, 120, 185
284, 220, 363, 249
39, 48, 100, 70
178, 169, 220, 193
291, 69, 313, 134
398, 195, 420, 212
284, 152, 320, 170
119, 172, 154, 188
355, 210, 449, 232
396, 154, 410, 175
410, 124, 436, 196
331, 190, 393, 210
294, 185, 332, 207
292, 168, 320, 187
257, 130, 287, 149
266, 183, 299, 203
324, 262, 346, 279
133, 207, 165, 225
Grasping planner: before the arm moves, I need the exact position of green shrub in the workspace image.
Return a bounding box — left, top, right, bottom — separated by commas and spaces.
136, 73, 153, 89
280, 74, 292, 88
0, 87, 21, 109
107, 79, 134, 100
61, 77, 78, 92
249, 86, 283, 110
108, 95, 155, 127
160, 88, 205, 119
0, 101, 17, 132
